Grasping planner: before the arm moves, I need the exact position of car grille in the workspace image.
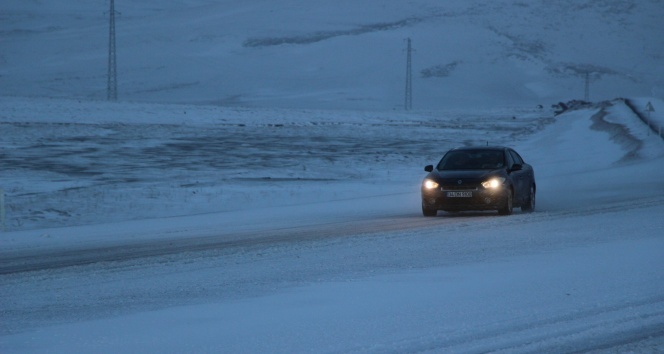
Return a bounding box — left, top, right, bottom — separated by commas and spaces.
441, 179, 480, 190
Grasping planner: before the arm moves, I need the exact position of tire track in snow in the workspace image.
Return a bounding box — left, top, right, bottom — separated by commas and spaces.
2, 194, 663, 275
0, 214, 452, 275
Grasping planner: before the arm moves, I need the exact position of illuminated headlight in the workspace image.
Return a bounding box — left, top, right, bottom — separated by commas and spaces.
423, 179, 440, 189
482, 177, 505, 189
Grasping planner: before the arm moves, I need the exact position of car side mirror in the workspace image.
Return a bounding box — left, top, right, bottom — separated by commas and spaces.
424, 165, 434, 172
510, 163, 523, 172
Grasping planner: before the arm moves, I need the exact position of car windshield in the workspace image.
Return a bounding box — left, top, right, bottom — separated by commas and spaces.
437, 150, 505, 170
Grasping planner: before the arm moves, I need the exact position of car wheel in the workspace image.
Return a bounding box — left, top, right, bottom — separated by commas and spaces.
521, 185, 536, 213
498, 189, 513, 215
422, 205, 437, 217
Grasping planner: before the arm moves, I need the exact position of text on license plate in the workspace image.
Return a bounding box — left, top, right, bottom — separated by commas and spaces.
447, 191, 472, 198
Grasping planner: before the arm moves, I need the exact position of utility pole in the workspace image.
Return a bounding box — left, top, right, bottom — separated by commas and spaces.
107, 0, 117, 101
584, 72, 590, 102
404, 38, 413, 111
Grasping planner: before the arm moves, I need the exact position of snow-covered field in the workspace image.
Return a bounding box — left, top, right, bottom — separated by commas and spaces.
0, 96, 554, 233
2, 0, 664, 352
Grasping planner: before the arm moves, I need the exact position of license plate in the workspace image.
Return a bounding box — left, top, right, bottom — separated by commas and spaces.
447, 191, 472, 198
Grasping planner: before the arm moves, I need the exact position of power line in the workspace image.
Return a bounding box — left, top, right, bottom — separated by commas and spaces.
404, 38, 413, 110
107, 0, 117, 101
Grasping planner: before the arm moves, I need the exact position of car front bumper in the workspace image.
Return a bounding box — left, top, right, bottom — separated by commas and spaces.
421, 187, 509, 212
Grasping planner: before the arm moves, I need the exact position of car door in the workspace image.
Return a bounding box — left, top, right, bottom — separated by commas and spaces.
507, 149, 528, 203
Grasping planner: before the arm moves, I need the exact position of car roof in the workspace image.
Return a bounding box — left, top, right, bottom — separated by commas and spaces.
449, 146, 508, 152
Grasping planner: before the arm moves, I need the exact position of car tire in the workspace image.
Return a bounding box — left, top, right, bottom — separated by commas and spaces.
422, 205, 437, 217
521, 185, 536, 213
498, 190, 513, 215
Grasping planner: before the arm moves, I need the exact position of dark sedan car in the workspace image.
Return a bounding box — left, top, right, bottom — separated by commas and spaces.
421, 146, 535, 216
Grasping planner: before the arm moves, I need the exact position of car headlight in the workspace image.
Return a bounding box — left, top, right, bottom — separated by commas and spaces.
482, 177, 505, 189
423, 179, 440, 189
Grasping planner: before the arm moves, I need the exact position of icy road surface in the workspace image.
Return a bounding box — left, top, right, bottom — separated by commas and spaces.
1, 98, 663, 353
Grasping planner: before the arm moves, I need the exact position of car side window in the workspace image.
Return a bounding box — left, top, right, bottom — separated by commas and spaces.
505, 150, 514, 168
509, 150, 524, 165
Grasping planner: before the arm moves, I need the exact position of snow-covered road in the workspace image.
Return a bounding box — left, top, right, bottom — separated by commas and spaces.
1, 98, 663, 353
2, 192, 663, 353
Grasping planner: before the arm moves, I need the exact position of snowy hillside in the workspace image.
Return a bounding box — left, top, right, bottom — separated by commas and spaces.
2, 0, 663, 109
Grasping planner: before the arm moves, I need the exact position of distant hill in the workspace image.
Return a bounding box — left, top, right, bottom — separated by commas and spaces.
1, 0, 662, 110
